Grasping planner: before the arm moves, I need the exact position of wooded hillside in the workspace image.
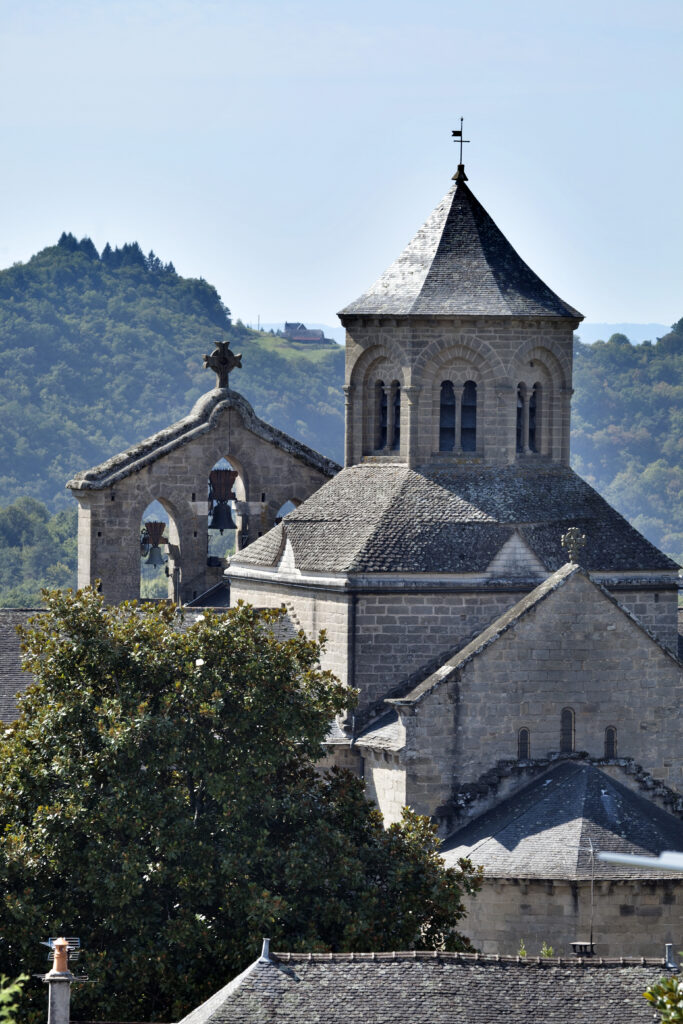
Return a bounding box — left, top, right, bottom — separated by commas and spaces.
0, 236, 679, 606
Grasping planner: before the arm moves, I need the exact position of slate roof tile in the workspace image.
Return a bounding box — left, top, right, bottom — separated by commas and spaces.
441, 761, 683, 880
339, 177, 582, 319
230, 464, 677, 575
178, 950, 670, 1024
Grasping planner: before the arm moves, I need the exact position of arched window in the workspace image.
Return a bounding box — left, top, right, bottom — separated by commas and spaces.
560, 707, 575, 753
604, 726, 617, 759
516, 384, 525, 453
391, 383, 401, 450
461, 380, 477, 452
528, 383, 540, 452
518, 727, 530, 760
375, 381, 387, 449
439, 381, 456, 451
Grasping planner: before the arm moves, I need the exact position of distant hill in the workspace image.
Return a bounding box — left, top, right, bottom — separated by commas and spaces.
0, 235, 679, 606
0, 234, 344, 511
576, 323, 671, 345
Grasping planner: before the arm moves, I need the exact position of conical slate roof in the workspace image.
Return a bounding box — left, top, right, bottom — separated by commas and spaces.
340, 172, 582, 318
441, 761, 683, 880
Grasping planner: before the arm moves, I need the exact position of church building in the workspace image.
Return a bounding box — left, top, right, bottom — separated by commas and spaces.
227, 156, 683, 956
6, 146, 680, 960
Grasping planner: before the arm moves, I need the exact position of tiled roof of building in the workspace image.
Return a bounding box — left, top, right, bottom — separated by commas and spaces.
230, 464, 677, 575
0, 609, 40, 724
441, 761, 683, 880
177, 949, 670, 1024
67, 389, 339, 492
339, 175, 582, 319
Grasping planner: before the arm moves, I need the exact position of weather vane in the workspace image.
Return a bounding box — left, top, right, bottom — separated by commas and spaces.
452, 117, 470, 165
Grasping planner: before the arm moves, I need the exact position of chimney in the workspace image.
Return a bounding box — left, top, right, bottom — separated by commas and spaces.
43, 938, 74, 1024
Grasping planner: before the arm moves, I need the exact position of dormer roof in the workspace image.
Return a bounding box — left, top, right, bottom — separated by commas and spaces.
339, 173, 582, 319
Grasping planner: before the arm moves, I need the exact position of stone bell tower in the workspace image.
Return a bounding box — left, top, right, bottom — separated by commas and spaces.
340, 162, 581, 471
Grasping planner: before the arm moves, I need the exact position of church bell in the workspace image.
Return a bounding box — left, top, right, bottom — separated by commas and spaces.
142, 520, 168, 566
209, 468, 238, 535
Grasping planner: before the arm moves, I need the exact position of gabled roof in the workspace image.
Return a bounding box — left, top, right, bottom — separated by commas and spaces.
441, 761, 683, 880
177, 949, 669, 1024
229, 464, 678, 575
339, 174, 582, 319
67, 389, 339, 491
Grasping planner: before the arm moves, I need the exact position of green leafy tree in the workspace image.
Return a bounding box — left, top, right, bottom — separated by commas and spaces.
0, 976, 26, 1024
644, 974, 683, 1022
0, 589, 481, 1023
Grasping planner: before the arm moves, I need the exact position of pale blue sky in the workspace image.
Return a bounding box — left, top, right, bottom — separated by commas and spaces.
1, 0, 681, 326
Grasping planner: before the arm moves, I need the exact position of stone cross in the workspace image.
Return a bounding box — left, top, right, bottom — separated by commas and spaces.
203, 340, 242, 389
561, 527, 587, 564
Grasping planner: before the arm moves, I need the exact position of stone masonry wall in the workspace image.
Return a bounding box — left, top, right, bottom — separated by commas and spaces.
363, 748, 407, 825
462, 877, 683, 959
228, 578, 350, 690
403, 572, 683, 817
354, 589, 525, 713
344, 317, 574, 468
611, 588, 679, 655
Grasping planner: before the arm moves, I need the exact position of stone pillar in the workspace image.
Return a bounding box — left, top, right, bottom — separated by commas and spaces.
343, 385, 354, 467
454, 390, 461, 451
403, 386, 421, 468
521, 391, 530, 453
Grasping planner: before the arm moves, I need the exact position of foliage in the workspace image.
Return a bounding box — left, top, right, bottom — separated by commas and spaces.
0, 589, 481, 1023
518, 939, 527, 957
572, 323, 683, 565
540, 941, 554, 958
0, 498, 76, 607
0, 235, 344, 512
0, 975, 26, 1024
644, 973, 683, 1022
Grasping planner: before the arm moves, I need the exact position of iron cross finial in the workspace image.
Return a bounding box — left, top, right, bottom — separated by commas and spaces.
203, 339, 242, 389
561, 527, 587, 564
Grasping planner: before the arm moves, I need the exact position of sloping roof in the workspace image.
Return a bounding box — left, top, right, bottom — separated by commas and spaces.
0, 609, 40, 724
339, 175, 582, 319
177, 949, 669, 1024
441, 761, 683, 880
229, 463, 677, 575
67, 389, 339, 492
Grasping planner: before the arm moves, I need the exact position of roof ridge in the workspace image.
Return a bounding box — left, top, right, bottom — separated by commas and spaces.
271, 949, 666, 968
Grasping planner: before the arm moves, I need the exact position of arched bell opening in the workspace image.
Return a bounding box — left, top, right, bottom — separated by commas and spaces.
439, 380, 456, 451
516, 382, 527, 454
529, 382, 541, 453
207, 457, 240, 564
140, 499, 179, 601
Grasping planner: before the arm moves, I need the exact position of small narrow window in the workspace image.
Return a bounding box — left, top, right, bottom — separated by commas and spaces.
518, 728, 530, 760
461, 380, 477, 451
516, 384, 525, 453
376, 381, 387, 449
528, 384, 540, 452
604, 726, 617, 759
391, 384, 401, 450
439, 381, 456, 451
560, 707, 575, 753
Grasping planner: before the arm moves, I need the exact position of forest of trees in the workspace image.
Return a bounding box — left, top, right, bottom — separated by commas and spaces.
0, 234, 679, 606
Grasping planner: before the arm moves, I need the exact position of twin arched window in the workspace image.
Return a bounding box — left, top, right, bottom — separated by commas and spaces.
439, 380, 477, 452
516, 382, 541, 454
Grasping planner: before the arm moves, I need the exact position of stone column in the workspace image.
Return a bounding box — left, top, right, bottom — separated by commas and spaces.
454, 389, 462, 451
521, 391, 530, 453
343, 384, 354, 467
403, 386, 421, 468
